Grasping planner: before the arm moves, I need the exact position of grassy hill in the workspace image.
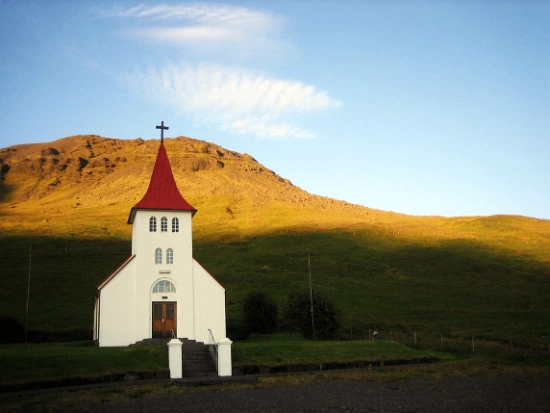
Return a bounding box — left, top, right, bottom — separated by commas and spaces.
1, 135, 549, 346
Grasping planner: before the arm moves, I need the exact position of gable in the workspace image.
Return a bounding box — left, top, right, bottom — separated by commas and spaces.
97, 255, 136, 291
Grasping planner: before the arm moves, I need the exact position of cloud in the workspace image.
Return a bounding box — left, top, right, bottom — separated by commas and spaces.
122, 64, 341, 138
101, 4, 341, 138
99, 3, 284, 44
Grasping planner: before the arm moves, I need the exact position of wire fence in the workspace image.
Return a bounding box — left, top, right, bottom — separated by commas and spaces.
344, 327, 550, 357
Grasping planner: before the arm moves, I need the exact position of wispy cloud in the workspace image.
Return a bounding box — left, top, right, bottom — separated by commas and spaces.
101, 4, 340, 138
122, 64, 341, 138
100, 3, 284, 44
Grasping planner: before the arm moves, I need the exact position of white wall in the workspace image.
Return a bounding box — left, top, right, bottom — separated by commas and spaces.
193, 260, 226, 344
98, 261, 136, 346
98, 209, 227, 347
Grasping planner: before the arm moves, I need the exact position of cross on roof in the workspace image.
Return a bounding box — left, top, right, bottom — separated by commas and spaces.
156, 121, 169, 143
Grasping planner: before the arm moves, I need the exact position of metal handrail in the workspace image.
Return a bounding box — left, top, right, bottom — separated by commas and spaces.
207, 328, 218, 372
171, 329, 176, 339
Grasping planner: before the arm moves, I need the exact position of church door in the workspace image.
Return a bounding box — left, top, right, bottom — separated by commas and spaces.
152, 302, 177, 338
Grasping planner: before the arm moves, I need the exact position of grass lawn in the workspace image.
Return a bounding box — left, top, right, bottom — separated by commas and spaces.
1, 337, 446, 386
232, 334, 446, 365
0, 342, 168, 385
3, 333, 549, 387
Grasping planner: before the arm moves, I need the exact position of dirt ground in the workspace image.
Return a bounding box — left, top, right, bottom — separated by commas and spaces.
84, 376, 550, 413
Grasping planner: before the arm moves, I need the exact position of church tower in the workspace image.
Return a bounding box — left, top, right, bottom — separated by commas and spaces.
94, 123, 227, 348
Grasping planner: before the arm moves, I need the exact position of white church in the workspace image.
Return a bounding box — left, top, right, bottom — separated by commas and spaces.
93, 124, 227, 350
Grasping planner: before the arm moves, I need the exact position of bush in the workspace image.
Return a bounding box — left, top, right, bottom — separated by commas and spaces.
0, 316, 24, 343
243, 291, 278, 333
285, 290, 341, 340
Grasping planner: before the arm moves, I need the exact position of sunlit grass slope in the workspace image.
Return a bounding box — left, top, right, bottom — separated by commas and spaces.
0, 136, 548, 345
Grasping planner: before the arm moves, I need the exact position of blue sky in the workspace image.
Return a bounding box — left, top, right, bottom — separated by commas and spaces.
1, 1, 549, 219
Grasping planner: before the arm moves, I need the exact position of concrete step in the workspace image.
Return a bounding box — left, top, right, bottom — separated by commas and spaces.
132, 337, 217, 377
132, 338, 208, 346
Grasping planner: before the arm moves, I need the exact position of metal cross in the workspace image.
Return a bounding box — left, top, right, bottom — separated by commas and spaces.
156, 121, 169, 143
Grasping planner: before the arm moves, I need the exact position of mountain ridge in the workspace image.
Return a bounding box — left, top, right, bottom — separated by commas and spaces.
1, 134, 549, 248
0, 135, 368, 208
0, 135, 396, 239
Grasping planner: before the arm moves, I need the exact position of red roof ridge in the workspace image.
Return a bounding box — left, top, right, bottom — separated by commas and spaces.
128, 143, 196, 223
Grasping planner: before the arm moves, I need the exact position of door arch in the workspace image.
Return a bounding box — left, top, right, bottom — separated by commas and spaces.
151, 279, 178, 338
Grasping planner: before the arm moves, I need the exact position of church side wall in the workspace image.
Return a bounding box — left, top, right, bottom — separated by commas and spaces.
193, 260, 227, 344
98, 262, 135, 347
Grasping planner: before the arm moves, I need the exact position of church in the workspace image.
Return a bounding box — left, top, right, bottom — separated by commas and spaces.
93, 123, 227, 348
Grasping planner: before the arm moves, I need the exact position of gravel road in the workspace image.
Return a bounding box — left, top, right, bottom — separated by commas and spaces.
86, 376, 549, 413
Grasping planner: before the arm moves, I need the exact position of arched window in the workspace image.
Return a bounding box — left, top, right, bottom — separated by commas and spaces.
166, 248, 174, 264
149, 217, 157, 232
161, 217, 168, 232
155, 248, 162, 264
172, 217, 179, 232
153, 280, 176, 293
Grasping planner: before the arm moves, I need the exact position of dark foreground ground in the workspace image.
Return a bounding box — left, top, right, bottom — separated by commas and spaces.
83, 376, 549, 413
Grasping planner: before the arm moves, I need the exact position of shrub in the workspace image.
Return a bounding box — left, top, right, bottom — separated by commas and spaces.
0, 316, 24, 343
285, 290, 341, 340
243, 291, 278, 333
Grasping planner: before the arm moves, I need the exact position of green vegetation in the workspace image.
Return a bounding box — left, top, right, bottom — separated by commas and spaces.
243, 291, 279, 334
2, 334, 548, 387
232, 334, 441, 365
285, 290, 341, 339
3, 221, 548, 347
0, 337, 435, 386
0, 342, 167, 385
194, 224, 550, 346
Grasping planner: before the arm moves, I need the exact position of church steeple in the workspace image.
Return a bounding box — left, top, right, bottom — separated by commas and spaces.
128, 123, 196, 224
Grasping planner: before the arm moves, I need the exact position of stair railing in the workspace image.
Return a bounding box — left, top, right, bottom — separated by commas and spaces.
171, 329, 176, 339
207, 328, 218, 372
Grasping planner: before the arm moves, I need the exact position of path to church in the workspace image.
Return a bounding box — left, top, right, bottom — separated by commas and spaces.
83, 376, 549, 412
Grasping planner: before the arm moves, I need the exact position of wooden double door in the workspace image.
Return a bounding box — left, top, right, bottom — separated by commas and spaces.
152, 302, 177, 338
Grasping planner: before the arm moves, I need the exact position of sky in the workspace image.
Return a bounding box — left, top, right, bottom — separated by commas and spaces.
1, 1, 549, 219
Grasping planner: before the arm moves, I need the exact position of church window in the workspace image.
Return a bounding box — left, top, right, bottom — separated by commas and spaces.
155, 248, 162, 264
161, 217, 168, 232
166, 248, 174, 264
149, 217, 157, 232
172, 217, 179, 232
153, 280, 176, 293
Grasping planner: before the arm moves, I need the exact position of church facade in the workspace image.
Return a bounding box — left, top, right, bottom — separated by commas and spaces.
93, 134, 226, 347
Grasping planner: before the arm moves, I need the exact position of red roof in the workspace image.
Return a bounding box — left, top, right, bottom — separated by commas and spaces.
128, 143, 196, 223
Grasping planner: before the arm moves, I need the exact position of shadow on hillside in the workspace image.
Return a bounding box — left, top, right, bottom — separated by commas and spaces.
1, 229, 548, 342
0, 234, 131, 342
0, 182, 14, 204
196, 229, 549, 278
195, 229, 550, 339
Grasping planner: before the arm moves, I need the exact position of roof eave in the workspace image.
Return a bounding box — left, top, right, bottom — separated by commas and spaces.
128, 207, 197, 224
97, 255, 136, 291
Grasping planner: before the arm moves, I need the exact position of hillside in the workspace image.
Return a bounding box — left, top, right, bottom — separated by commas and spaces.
0, 135, 378, 238
1, 135, 549, 344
